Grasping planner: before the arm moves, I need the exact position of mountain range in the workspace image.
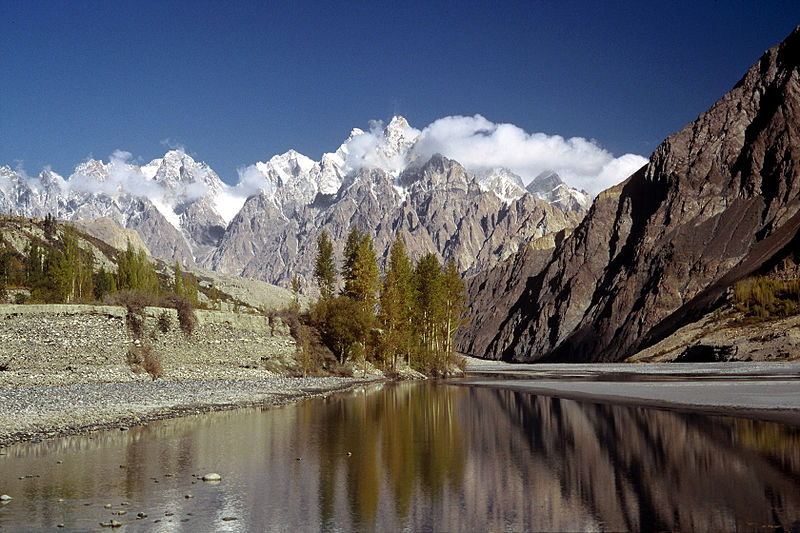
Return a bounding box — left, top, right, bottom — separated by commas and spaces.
0, 117, 590, 292
459, 25, 800, 362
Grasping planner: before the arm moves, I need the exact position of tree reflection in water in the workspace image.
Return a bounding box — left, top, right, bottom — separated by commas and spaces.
2, 381, 800, 531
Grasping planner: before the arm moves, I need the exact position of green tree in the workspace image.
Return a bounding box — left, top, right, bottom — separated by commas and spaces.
117, 240, 158, 294
43, 213, 56, 238
173, 261, 183, 296
291, 273, 301, 310
94, 266, 117, 300
314, 230, 337, 300
342, 226, 365, 297
412, 253, 444, 371
315, 295, 371, 364
440, 258, 467, 367
24, 238, 44, 285
379, 235, 414, 370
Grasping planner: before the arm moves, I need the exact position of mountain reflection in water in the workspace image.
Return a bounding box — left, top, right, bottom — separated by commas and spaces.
1, 381, 799, 531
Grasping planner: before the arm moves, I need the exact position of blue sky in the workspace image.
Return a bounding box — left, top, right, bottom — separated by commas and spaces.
2, 1, 799, 185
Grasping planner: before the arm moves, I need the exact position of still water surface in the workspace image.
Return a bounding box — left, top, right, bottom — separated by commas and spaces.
1, 380, 800, 531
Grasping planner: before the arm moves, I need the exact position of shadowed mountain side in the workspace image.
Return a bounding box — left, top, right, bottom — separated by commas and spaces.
479, 389, 800, 530
456, 230, 568, 357
471, 25, 800, 362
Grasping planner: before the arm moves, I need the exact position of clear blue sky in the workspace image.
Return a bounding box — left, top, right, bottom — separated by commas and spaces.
2, 0, 798, 184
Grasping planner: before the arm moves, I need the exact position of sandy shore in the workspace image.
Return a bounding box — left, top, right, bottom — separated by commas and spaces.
462, 357, 800, 425
0, 375, 382, 447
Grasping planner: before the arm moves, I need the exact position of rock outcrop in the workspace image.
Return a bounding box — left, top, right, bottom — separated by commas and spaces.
464, 26, 800, 362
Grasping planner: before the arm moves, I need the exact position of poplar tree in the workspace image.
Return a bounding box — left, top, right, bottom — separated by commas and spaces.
291, 273, 301, 310
440, 258, 467, 366
380, 235, 414, 369
314, 230, 337, 300
342, 226, 365, 298
413, 253, 444, 369
174, 261, 183, 296
117, 240, 158, 295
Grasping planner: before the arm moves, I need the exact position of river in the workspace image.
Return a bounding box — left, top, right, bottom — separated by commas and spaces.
1, 379, 800, 531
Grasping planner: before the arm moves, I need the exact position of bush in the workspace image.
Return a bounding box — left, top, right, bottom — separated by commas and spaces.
174, 297, 197, 336
732, 276, 800, 321
156, 310, 172, 333
142, 350, 163, 380
126, 344, 163, 380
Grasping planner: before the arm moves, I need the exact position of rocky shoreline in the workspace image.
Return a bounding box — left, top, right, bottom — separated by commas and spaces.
0, 375, 383, 448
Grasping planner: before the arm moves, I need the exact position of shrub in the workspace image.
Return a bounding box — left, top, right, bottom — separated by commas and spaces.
126, 344, 163, 380
174, 297, 197, 336
731, 276, 800, 322
142, 349, 163, 380
157, 310, 172, 333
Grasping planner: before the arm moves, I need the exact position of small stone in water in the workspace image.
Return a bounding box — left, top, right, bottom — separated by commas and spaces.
103, 504, 112, 509
137, 512, 147, 519
222, 516, 237, 521
0, 494, 12, 501
57, 524, 64, 528
202, 473, 221, 482
184, 494, 193, 499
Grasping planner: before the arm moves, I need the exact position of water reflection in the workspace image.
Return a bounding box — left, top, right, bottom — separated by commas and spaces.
1, 381, 799, 531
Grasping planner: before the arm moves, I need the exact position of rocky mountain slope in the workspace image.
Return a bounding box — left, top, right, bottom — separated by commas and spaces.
461, 25, 800, 362
0, 214, 299, 311
1, 117, 589, 292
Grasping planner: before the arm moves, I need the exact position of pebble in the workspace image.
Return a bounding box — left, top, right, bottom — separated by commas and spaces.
0, 495, 12, 501
202, 473, 221, 482
184, 494, 193, 499
0, 376, 375, 450
222, 516, 238, 521
137, 512, 147, 519
104, 504, 112, 509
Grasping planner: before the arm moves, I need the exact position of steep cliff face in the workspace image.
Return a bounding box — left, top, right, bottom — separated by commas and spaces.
470, 26, 800, 362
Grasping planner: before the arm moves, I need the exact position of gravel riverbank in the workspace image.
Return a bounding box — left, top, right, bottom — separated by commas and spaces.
0, 375, 382, 447
462, 358, 800, 425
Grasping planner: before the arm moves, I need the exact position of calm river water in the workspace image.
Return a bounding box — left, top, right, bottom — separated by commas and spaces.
1, 380, 800, 531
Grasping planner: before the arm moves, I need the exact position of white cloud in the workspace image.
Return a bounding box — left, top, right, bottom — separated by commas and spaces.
409, 115, 647, 195
212, 164, 266, 222
344, 119, 421, 175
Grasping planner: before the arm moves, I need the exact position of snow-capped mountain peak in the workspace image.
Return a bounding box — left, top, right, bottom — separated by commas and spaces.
476, 168, 526, 203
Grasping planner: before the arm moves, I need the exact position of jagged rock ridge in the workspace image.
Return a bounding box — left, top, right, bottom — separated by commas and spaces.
1, 118, 589, 291
462, 26, 800, 362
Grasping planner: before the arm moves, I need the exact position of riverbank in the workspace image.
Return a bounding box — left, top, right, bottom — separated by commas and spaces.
462, 357, 800, 425
0, 375, 383, 447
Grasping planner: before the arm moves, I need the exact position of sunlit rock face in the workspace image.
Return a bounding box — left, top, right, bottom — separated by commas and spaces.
468, 26, 800, 362
208, 154, 581, 293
